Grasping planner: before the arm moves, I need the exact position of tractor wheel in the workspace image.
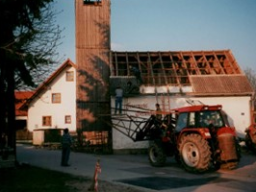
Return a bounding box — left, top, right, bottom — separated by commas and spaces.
148, 142, 166, 167
245, 133, 256, 153
179, 134, 211, 173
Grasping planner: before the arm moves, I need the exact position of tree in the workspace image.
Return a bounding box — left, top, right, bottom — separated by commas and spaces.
0, 0, 62, 159
244, 67, 256, 124
244, 68, 256, 92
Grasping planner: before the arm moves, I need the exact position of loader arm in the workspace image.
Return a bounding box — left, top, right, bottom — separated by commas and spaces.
99, 114, 158, 142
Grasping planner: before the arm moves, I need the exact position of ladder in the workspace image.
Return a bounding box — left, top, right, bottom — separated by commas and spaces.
149, 52, 172, 112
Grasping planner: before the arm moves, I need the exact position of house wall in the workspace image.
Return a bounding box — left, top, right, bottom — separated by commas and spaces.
111, 95, 251, 150
27, 66, 76, 134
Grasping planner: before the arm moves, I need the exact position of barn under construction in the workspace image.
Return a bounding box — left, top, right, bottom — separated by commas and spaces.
75, 0, 254, 152
109, 50, 253, 151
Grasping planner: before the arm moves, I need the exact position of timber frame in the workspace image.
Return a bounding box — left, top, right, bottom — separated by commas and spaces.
111, 50, 242, 87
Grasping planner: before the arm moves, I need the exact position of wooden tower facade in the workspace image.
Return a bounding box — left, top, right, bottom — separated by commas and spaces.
75, 0, 111, 149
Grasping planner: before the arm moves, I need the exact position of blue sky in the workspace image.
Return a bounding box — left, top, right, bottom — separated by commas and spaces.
54, 0, 256, 71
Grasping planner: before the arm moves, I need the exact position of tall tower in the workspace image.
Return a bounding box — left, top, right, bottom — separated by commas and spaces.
75, 0, 111, 149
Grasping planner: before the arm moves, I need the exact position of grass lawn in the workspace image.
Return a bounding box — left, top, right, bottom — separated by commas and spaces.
0, 165, 85, 192
0, 165, 143, 192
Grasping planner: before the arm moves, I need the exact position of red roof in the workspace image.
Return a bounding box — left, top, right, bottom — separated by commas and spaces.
21, 59, 76, 109
15, 91, 34, 116
190, 75, 253, 95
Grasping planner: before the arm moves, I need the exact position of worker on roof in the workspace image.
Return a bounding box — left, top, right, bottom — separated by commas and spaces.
129, 65, 143, 84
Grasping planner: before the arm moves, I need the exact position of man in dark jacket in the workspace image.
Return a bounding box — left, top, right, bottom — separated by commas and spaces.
61, 128, 72, 166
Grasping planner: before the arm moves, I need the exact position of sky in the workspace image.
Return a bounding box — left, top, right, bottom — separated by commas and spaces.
54, 0, 256, 71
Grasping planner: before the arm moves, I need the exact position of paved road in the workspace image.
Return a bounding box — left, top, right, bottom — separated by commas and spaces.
17, 144, 256, 192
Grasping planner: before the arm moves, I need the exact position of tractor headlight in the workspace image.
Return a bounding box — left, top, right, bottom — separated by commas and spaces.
204, 132, 211, 137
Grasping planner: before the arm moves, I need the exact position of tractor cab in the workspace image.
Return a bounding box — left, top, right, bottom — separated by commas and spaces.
172, 105, 234, 139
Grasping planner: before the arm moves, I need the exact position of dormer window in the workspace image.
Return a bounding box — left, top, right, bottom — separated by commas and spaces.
83, 0, 102, 5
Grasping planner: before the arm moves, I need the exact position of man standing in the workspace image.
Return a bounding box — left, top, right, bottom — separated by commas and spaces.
61, 128, 72, 166
115, 86, 123, 114
155, 103, 162, 121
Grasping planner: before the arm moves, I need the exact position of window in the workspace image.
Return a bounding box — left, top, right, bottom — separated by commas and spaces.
42, 116, 52, 126
199, 111, 224, 128
176, 113, 188, 132
188, 112, 196, 127
65, 115, 71, 124
52, 93, 61, 103
83, 0, 102, 5
66, 71, 74, 81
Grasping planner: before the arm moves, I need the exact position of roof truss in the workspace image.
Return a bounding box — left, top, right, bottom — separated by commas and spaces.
111, 50, 242, 87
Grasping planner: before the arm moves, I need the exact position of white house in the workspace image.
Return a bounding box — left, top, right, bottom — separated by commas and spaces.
23, 59, 77, 145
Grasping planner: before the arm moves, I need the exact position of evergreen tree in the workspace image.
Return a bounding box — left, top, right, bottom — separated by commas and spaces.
0, 0, 62, 158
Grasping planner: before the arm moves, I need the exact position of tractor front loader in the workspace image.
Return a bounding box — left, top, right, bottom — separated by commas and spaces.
104, 104, 241, 173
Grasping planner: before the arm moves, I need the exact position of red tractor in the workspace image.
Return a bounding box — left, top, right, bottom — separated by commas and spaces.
134, 104, 241, 173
